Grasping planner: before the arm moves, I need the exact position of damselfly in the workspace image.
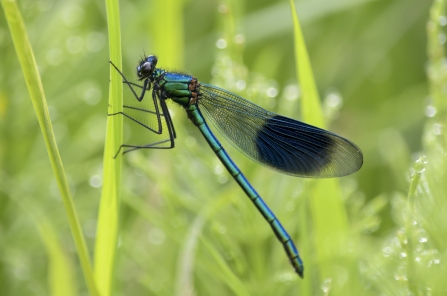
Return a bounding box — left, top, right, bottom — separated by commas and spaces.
110, 55, 363, 278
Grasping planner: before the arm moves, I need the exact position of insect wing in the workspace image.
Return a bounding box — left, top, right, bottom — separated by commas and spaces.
198, 84, 363, 178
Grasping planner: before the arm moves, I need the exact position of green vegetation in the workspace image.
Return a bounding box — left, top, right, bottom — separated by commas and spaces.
0, 0, 443, 295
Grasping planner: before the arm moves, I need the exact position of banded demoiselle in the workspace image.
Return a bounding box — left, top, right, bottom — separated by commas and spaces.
110, 55, 363, 278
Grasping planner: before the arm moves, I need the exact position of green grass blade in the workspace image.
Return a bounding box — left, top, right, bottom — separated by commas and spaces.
26, 203, 79, 296
40, 219, 78, 296
427, 0, 447, 113
1, 1, 98, 295
404, 157, 426, 295
94, 0, 123, 294
289, 0, 349, 284
289, 0, 325, 128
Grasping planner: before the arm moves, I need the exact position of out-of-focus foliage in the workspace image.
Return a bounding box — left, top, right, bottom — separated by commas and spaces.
0, 0, 444, 295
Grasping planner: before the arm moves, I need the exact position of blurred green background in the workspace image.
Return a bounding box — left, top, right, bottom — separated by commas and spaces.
2, 0, 446, 295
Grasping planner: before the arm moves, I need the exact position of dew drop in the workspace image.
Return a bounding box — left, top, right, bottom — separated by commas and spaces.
266, 87, 278, 98
321, 278, 332, 293
432, 123, 442, 135
218, 175, 228, 184
418, 236, 428, 243
214, 164, 224, 175
234, 34, 245, 44
62, 4, 85, 27
89, 175, 102, 188
425, 105, 437, 117
439, 32, 447, 45
325, 92, 343, 109
236, 80, 246, 90
66, 36, 83, 54
216, 39, 227, 49
86, 32, 106, 52
413, 156, 427, 174
382, 246, 392, 257
218, 4, 228, 14
283, 84, 300, 101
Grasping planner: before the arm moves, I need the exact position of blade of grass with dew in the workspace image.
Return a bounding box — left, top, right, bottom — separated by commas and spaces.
419, 1, 447, 292
424, 0, 447, 250
404, 156, 426, 295
94, 0, 123, 294
289, 0, 349, 285
427, 0, 447, 113
0, 1, 98, 295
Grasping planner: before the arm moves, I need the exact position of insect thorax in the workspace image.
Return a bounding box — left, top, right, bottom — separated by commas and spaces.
156, 70, 200, 107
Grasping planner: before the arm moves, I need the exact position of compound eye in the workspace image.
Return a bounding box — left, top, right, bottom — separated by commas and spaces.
137, 62, 153, 79
141, 62, 153, 75
147, 55, 158, 67
137, 55, 158, 79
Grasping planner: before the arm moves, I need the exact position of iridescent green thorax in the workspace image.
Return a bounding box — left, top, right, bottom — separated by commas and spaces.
151, 68, 165, 81
151, 68, 200, 107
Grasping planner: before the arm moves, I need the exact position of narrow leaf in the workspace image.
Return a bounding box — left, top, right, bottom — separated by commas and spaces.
1, 1, 98, 295
94, 0, 123, 294
289, 0, 349, 283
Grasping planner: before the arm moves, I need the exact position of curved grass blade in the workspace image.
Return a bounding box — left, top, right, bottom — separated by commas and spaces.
1, 1, 98, 295
289, 0, 351, 284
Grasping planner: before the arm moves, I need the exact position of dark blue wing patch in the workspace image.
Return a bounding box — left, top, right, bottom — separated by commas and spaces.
256, 115, 334, 176
199, 84, 363, 178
